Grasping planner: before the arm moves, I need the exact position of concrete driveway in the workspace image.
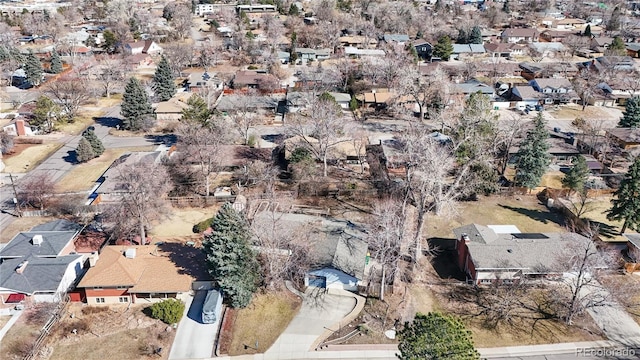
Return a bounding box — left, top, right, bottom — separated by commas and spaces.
169, 291, 220, 360
264, 288, 356, 360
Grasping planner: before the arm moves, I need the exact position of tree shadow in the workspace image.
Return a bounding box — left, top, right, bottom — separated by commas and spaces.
93, 116, 121, 128
260, 134, 284, 144
581, 219, 620, 239
62, 150, 78, 164
235, 147, 272, 162
498, 204, 565, 227
427, 238, 466, 281
144, 134, 178, 146
160, 242, 211, 281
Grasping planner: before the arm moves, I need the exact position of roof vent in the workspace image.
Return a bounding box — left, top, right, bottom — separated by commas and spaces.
32, 235, 43, 246
15, 261, 28, 274
507, 249, 513, 253
124, 248, 136, 259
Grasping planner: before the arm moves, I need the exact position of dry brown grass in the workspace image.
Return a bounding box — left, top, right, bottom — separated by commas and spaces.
0, 216, 57, 242
548, 104, 623, 121
57, 112, 101, 135
148, 206, 221, 238
0, 309, 48, 360
2, 143, 63, 173
55, 146, 157, 192
226, 291, 301, 356
600, 274, 640, 326
49, 328, 165, 360
0, 315, 11, 330
427, 195, 565, 239
575, 196, 627, 242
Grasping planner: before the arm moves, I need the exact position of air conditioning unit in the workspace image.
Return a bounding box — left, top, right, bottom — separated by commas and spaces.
32, 234, 43, 246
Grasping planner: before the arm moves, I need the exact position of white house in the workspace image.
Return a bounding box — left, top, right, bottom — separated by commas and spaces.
123, 40, 163, 55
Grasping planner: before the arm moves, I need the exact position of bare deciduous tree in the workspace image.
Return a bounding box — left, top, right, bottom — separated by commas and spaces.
105, 160, 172, 243
175, 122, 225, 197
18, 172, 56, 210
45, 78, 92, 121
226, 91, 264, 145
286, 95, 348, 177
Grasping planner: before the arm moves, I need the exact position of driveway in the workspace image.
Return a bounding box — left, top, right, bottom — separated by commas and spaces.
264, 288, 356, 360
169, 291, 220, 360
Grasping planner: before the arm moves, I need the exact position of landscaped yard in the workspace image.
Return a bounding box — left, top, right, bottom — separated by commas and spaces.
220, 291, 301, 356
575, 196, 627, 242
2, 143, 63, 173
49, 304, 174, 360
148, 206, 220, 240
427, 195, 565, 239
55, 146, 157, 192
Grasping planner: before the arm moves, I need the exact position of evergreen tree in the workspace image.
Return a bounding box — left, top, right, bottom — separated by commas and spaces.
50, 50, 63, 74
202, 203, 260, 308
607, 156, 640, 234
121, 77, 155, 131
469, 26, 482, 44
398, 312, 479, 360
82, 129, 105, 156
289, 31, 298, 63
76, 137, 96, 162
288, 3, 299, 15
32, 95, 60, 133
515, 112, 551, 190
152, 56, 176, 102
24, 50, 43, 87
434, 0, 444, 12
583, 24, 592, 38
562, 155, 590, 194
433, 35, 454, 61
457, 28, 468, 44
608, 36, 626, 56
618, 96, 640, 128
102, 30, 118, 54
181, 94, 211, 124
502, 0, 510, 13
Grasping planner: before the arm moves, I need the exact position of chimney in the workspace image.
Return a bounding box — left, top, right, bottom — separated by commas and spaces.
462, 233, 470, 243
124, 248, 136, 259
89, 251, 99, 267
15, 261, 28, 274
32, 234, 43, 246
15, 119, 26, 136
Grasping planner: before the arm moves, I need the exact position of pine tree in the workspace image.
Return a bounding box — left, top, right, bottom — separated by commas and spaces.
76, 137, 96, 162
121, 77, 155, 131
202, 203, 260, 308
457, 28, 468, 44
24, 50, 43, 87
502, 0, 510, 13
289, 31, 298, 63
562, 155, 590, 194
607, 156, 640, 234
50, 50, 63, 74
181, 94, 211, 124
32, 95, 60, 133
82, 129, 105, 156
152, 56, 176, 102
398, 312, 479, 360
470, 26, 482, 44
618, 96, 640, 128
583, 24, 592, 38
608, 36, 626, 56
515, 112, 551, 190
433, 35, 454, 61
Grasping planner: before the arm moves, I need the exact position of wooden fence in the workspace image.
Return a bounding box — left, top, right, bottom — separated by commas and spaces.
23, 295, 69, 360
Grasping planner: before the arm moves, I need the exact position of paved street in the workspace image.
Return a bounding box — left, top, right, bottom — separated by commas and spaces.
169, 291, 219, 360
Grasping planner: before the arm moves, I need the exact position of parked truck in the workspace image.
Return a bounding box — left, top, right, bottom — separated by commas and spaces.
201, 289, 223, 324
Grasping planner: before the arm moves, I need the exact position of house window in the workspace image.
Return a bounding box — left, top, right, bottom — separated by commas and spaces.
503, 279, 514, 285
96, 298, 105, 303
116, 286, 127, 290
94, 287, 103, 290
119, 297, 129, 303
480, 279, 492, 284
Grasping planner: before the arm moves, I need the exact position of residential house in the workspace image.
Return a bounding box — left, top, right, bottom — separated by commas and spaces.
484, 43, 524, 58
501, 28, 539, 43
0, 219, 86, 305
540, 30, 572, 42
185, 71, 224, 93
519, 62, 578, 80
382, 34, 410, 46
453, 224, 605, 284
92, 152, 166, 205
235, 4, 277, 17
124, 53, 154, 70
295, 48, 331, 62
154, 96, 190, 122
509, 85, 544, 107
579, 56, 635, 73
623, 234, 640, 272
123, 40, 163, 56
509, 135, 580, 165
77, 245, 197, 305
216, 94, 278, 113
606, 128, 640, 150
328, 92, 352, 109
2, 119, 34, 136
590, 37, 614, 53
451, 80, 495, 99
553, 18, 586, 30
475, 62, 521, 78
625, 43, 640, 58
530, 42, 566, 58
529, 77, 578, 104
344, 46, 385, 58
338, 35, 377, 49
451, 44, 486, 60
231, 70, 280, 91
413, 39, 433, 61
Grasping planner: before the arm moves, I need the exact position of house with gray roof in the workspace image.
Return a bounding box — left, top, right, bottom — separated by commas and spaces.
0, 231, 79, 259
382, 34, 410, 45
451, 44, 485, 60
453, 224, 606, 285
0, 254, 83, 304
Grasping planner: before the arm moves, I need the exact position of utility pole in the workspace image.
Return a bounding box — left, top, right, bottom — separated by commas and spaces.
8, 173, 22, 217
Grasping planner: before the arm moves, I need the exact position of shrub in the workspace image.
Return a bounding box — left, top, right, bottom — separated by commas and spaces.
81, 306, 109, 315
193, 217, 214, 233
289, 147, 312, 163
8, 338, 33, 358
148, 299, 185, 324
247, 134, 257, 148
247, 65, 258, 70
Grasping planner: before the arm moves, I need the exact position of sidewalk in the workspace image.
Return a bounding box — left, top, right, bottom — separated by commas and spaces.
0, 309, 23, 342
